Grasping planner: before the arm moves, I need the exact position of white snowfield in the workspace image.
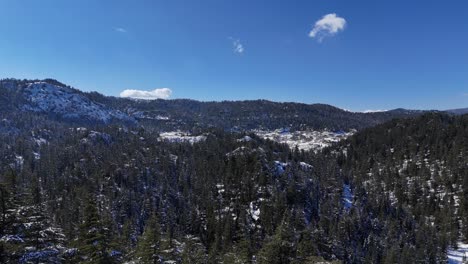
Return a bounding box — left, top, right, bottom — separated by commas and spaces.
158, 131, 207, 144
151, 127, 353, 150
255, 129, 355, 152
448, 242, 468, 264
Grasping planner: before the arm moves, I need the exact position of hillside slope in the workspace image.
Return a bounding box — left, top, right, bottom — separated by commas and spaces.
0, 111, 466, 263
326, 113, 468, 262
1, 78, 426, 131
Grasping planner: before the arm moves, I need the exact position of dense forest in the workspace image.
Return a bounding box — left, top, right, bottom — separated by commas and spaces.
0, 78, 467, 263
333, 113, 468, 262
0, 110, 467, 263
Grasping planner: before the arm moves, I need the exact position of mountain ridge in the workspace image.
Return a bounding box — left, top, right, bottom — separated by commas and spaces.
0, 78, 437, 132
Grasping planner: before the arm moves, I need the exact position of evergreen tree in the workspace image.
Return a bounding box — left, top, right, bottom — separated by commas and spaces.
135, 213, 161, 263
78, 196, 113, 263
258, 211, 295, 264
181, 236, 206, 264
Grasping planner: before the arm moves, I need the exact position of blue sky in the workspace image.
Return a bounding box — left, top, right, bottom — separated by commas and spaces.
1, 0, 467, 111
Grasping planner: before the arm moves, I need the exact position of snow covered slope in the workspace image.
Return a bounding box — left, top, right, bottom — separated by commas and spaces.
1, 79, 134, 123
448, 242, 468, 264
21, 82, 133, 123
255, 129, 355, 151
0, 78, 430, 130
159, 131, 207, 143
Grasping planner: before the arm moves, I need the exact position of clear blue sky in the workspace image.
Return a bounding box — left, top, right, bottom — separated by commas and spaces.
1, 0, 467, 111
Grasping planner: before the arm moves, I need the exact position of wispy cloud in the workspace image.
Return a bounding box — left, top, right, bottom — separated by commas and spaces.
229, 37, 244, 54
309, 13, 346, 42
120, 88, 172, 100
114, 27, 128, 33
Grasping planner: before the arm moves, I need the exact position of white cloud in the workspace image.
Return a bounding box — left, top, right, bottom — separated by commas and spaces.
120, 88, 172, 100
309, 13, 346, 41
114, 27, 127, 33
230, 37, 244, 54
363, 109, 388, 113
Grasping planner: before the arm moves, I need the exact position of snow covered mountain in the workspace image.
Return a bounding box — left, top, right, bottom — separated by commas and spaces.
0, 79, 135, 124
22, 82, 133, 123
0, 78, 450, 132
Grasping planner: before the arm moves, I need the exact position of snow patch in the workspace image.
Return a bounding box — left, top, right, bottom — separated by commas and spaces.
237, 135, 253, 142
249, 202, 260, 221
448, 242, 468, 264
159, 131, 207, 144
255, 129, 355, 152
342, 184, 353, 210
300, 162, 313, 170
274, 161, 288, 175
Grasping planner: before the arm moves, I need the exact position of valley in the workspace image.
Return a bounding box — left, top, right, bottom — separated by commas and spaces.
0, 79, 467, 263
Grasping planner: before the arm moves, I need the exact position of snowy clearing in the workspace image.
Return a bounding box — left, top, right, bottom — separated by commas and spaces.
448, 242, 468, 264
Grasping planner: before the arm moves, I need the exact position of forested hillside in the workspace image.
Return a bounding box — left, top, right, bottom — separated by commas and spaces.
0, 110, 467, 263
0, 112, 338, 263
0, 78, 467, 264
0, 79, 425, 131
331, 113, 468, 262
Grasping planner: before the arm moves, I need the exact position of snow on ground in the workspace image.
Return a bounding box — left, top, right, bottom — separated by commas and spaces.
300, 161, 313, 170
33, 152, 40, 160
226, 146, 248, 157
0, 235, 24, 243
159, 131, 207, 144
22, 82, 133, 123
274, 161, 288, 175
15, 155, 24, 168
448, 242, 468, 264
80, 131, 112, 145
34, 137, 48, 146
255, 129, 355, 152
342, 184, 353, 210
237, 135, 253, 142
129, 110, 170, 120
249, 202, 260, 221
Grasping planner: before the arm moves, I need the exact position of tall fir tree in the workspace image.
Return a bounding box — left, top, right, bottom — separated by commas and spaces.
135, 213, 161, 264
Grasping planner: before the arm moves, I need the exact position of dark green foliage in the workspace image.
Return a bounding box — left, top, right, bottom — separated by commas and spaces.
0, 98, 466, 263
78, 197, 113, 263
258, 212, 295, 264
135, 214, 161, 263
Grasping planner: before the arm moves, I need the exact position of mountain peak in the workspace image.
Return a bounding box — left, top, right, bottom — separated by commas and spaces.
0, 79, 135, 124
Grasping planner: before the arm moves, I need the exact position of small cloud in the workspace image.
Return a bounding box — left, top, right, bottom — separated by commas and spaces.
114, 27, 127, 33
229, 37, 244, 54
362, 109, 388, 113
120, 88, 172, 100
309, 13, 346, 42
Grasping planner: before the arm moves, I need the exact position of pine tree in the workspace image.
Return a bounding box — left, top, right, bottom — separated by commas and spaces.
0, 170, 22, 263
295, 228, 319, 262
78, 196, 113, 263
17, 175, 66, 263
181, 236, 206, 264
135, 213, 161, 263
257, 211, 295, 264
